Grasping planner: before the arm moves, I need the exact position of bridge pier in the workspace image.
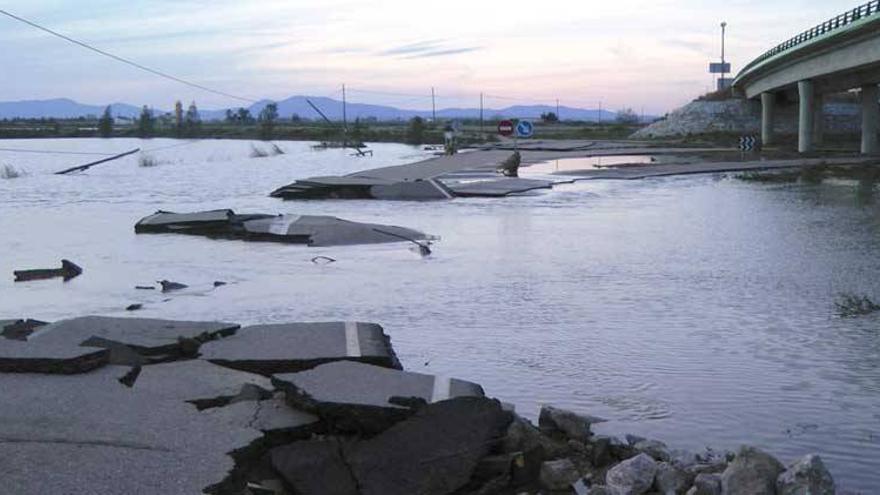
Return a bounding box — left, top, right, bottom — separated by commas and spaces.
813, 93, 824, 147
861, 84, 879, 154
798, 80, 815, 153
760, 92, 775, 145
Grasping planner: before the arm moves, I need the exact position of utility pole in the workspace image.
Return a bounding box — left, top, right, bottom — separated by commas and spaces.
556, 98, 560, 120
480, 92, 484, 134
598, 100, 603, 123
721, 22, 728, 85
342, 83, 347, 129
431, 87, 436, 122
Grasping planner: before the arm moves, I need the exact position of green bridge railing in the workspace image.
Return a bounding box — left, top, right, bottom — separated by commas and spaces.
738, 0, 880, 77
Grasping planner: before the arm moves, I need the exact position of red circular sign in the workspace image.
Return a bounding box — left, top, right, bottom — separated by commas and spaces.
497, 120, 514, 136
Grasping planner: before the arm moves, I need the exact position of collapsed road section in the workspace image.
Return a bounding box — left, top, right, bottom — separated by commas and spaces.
0, 315, 839, 495
134, 209, 434, 247
269, 151, 554, 200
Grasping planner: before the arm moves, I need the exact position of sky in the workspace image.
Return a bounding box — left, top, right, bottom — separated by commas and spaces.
0, 0, 854, 114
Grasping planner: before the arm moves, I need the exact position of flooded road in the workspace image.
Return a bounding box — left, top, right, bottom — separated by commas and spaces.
2, 138, 880, 492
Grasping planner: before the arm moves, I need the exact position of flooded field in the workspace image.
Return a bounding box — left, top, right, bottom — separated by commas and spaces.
2, 138, 880, 492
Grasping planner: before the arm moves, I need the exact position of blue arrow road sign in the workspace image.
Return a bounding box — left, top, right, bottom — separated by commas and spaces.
515, 120, 534, 138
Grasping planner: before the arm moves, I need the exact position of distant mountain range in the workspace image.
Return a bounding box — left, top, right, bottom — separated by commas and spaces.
0, 96, 641, 122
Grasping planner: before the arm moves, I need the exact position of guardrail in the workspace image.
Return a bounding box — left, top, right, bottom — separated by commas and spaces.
738, 0, 880, 78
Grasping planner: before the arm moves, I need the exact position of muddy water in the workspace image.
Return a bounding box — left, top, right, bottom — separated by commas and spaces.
2, 139, 880, 492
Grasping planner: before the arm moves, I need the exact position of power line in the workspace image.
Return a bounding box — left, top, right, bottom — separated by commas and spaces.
0, 8, 258, 104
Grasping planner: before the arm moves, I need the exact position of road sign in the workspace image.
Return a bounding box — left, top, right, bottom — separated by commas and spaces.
709, 62, 731, 74
739, 135, 760, 152
497, 120, 514, 136
515, 120, 534, 138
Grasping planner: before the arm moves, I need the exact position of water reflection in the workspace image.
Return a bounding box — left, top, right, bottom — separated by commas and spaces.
1, 139, 880, 491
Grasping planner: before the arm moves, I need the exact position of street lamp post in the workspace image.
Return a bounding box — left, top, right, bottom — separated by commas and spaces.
721, 22, 727, 83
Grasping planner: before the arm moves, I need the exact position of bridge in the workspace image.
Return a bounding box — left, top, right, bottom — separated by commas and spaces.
733, 1, 880, 153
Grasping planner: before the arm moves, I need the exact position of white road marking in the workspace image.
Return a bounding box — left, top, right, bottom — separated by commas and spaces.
431, 375, 452, 402
345, 321, 361, 357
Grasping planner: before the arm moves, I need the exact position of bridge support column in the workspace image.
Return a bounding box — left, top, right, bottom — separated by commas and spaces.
761, 92, 775, 145
798, 80, 815, 153
813, 93, 824, 147
861, 84, 879, 154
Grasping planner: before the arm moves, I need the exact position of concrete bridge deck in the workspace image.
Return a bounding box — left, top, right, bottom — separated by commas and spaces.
734, 1, 880, 154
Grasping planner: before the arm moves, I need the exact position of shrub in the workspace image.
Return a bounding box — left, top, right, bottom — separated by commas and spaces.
138, 153, 160, 167
1, 164, 23, 179
835, 292, 880, 318
250, 144, 270, 158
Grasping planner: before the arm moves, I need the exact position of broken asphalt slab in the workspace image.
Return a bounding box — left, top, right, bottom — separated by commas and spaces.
269, 397, 511, 495
1, 319, 47, 341
30, 315, 240, 357
442, 177, 554, 197
272, 360, 484, 434
129, 359, 274, 409
0, 366, 262, 495
0, 340, 108, 374
200, 321, 401, 375
135, 209, 434, 247
1, 316, 239, 373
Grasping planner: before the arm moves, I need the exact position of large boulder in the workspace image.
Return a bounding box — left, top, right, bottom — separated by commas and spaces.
634, 439, 671, 462
688, 473, 722, 495
270, 439, 358, 495
539, 458, 582, 491
345, 396, 512, 495
606, 453, 658, 495
720, 446, 784, 495
538, 405, 606, 441
654, 461, 693, 494
776, 454, 835, 495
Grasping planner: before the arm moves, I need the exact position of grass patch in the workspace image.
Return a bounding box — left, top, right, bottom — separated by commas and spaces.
138, 153, 160, 167
249, 144, 270, 158
735, 170, 800, 183
835, 292, 880, 318
1, 164, 24, 179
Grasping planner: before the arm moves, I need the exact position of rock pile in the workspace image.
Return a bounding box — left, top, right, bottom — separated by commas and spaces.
0, 316, 836, 495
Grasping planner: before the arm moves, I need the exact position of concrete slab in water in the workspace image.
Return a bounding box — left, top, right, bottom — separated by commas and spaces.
200, 321, 401, 375
369, 179, 454, 200
0, 367, 262, 495
134, 209, 234, 230
443, 177, 554, 197
273, 360, 484, 434
243, 215, 430, 247
136, 209, 433, 247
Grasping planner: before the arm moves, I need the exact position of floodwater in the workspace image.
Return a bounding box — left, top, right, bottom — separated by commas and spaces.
2, 138, 880, 492
524, 155, 653, 174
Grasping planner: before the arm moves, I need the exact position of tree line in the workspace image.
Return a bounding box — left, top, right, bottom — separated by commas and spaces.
97, 101, 281, 139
